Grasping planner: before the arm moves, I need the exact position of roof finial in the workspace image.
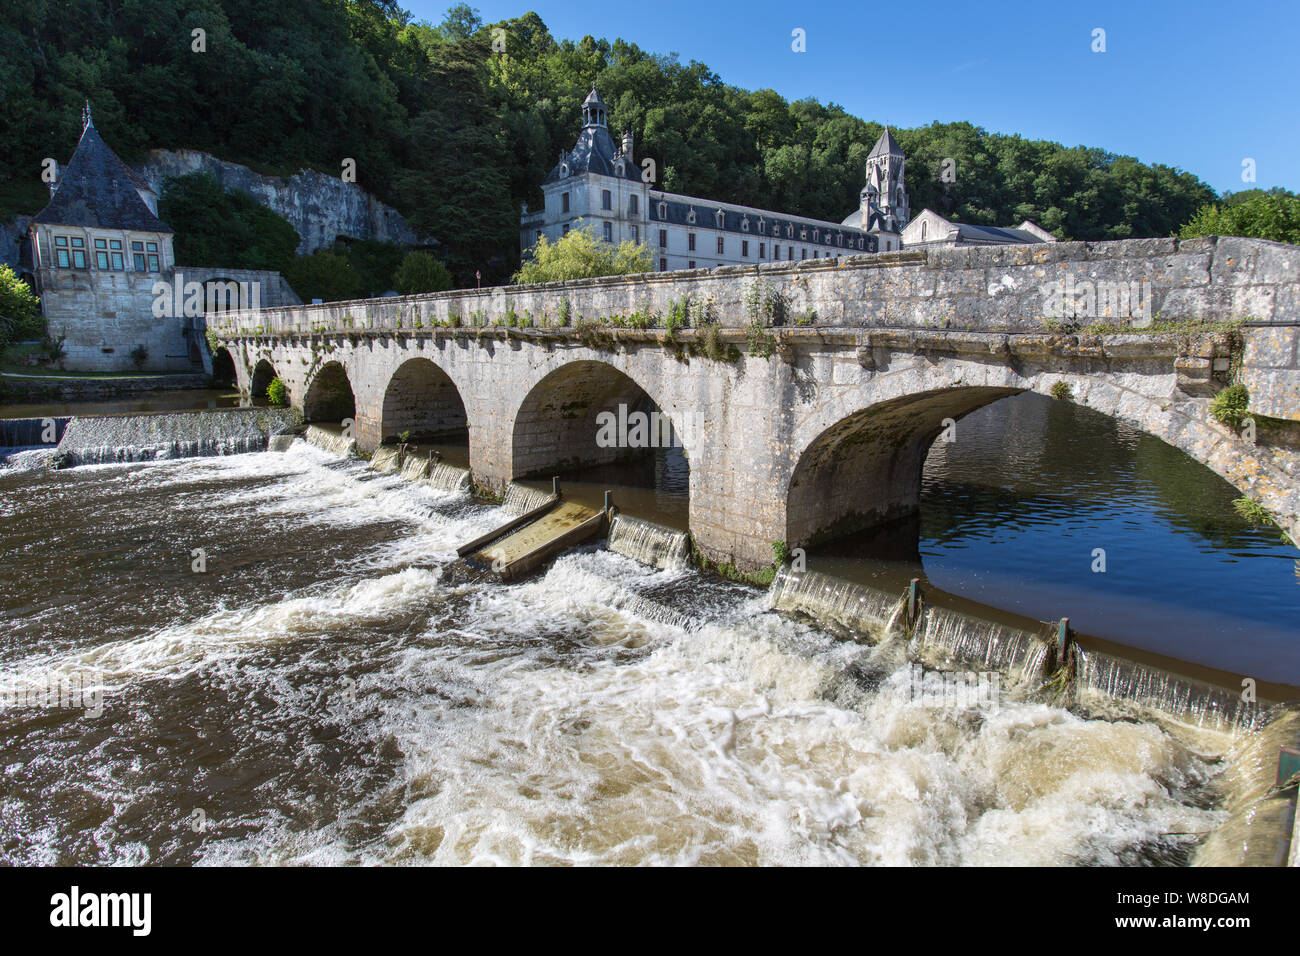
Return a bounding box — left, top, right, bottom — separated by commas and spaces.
82, 100, 93, 131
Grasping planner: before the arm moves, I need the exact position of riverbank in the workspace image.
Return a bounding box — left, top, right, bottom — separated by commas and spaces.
0, 371, 215, 404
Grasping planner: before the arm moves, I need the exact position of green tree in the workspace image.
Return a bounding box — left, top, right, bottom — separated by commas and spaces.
0, 264, 40, 352
283, 250, 365, 302
1179, 189, 1300, 244
393, 250, 453, 293
514, 226, 653, 284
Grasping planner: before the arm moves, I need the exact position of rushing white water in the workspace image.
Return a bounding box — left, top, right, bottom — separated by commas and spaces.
0, 443, 1244, 867
0, 447, 55, 471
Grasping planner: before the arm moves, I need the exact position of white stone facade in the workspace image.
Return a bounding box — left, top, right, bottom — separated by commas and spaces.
521, 88, 880, 270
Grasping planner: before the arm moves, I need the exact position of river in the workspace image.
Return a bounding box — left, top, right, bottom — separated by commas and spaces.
0, 392, 1294, 865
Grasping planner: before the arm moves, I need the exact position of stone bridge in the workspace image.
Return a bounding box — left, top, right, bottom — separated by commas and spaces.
212, 236, 1300, 570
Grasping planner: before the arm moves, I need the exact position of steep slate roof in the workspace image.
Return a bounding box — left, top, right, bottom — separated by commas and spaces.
544, 124, 641, 184
867, 127, 904, 159
33, 122, 171, 233
950, 223, 1045, 244
544, 87, 641, 184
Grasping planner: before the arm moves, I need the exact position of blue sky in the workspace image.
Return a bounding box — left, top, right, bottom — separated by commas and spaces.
404, 0, 1298, 196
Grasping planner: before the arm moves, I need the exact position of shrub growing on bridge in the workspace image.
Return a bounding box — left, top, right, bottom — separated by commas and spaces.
265, 377, 288, 407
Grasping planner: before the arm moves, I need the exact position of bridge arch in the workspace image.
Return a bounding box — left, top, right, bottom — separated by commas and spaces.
381, 358, 469, 445
211, 347, 236, 388
250, 359, 279, 400
510, 359, 691, 491
303, 361, 357, 423
783, 357, 1292, 550
786, 384, 1022, 547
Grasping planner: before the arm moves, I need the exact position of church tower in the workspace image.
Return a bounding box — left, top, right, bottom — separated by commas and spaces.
861, 128, 908, 251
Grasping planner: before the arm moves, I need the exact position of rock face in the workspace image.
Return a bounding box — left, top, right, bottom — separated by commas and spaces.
132, 150, 428, 254
0, 215, 32, 269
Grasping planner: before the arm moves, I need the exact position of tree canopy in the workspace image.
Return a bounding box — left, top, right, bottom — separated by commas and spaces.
514, 226, 653, 284
0, 1, 1233, 286
1179, 188, 1300, 245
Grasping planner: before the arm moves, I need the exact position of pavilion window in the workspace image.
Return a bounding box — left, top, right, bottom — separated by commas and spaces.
71, 236, 87, 268
132, 240, 146, 271
55, 235, 70, 268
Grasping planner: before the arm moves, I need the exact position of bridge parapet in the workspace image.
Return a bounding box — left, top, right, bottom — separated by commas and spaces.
210, 236, 1300, 340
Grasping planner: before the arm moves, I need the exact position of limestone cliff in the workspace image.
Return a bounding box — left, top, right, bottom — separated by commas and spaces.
132, 150, 428, 254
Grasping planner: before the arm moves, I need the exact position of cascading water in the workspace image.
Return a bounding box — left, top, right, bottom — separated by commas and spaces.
502, 482, 555, 515
768, 566, 905, 643
399, 455, 429, 482
427, 462, 471, 493
53, 408, 298, 467
1193, 709, 1299, 866
607, 514, 690, 571
303, 423, 357, 458
1074, 647, 1262, 735
369, 446, 402, 473
908, 605, 1051, 687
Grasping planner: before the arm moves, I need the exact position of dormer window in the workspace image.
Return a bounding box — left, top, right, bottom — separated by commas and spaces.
687, 207, 696, 224
560, 163, 569, 177
758, 218, 766, 234
658, 201, 667, 218
741, 217, 750, 232
615, 162, 624, 177
714, 209, 724, 228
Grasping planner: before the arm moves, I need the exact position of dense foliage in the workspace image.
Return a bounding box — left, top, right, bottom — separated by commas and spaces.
0, 264, 41, 352
514, 226, 652, 283
1, 1, 1224, 286
1179, 188, 1300, 245
160, 173, 300, 273
393, 250, 453, 293
282, 249, 365, 303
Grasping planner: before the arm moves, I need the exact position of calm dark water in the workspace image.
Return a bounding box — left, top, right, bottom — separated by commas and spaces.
0, 388, 241, 420
810, 393, 1300, 687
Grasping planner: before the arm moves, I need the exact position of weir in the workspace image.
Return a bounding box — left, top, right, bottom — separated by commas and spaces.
909, 605, 1051, 688
764, 565, 1267, 736
606, 514, 691, 571
1075, 648, 1261, 735
303, 423, 357, 458
0, 416, 71, 448
53, 408, 298, 467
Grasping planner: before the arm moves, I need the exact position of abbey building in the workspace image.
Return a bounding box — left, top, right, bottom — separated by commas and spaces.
520, 88, 1052, 270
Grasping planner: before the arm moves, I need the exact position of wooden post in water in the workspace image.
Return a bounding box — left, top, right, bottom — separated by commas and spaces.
1057, 617, 1074, 682
908, 578, 921, 629
552, 476, 559, 498
604, 490, 613, 514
